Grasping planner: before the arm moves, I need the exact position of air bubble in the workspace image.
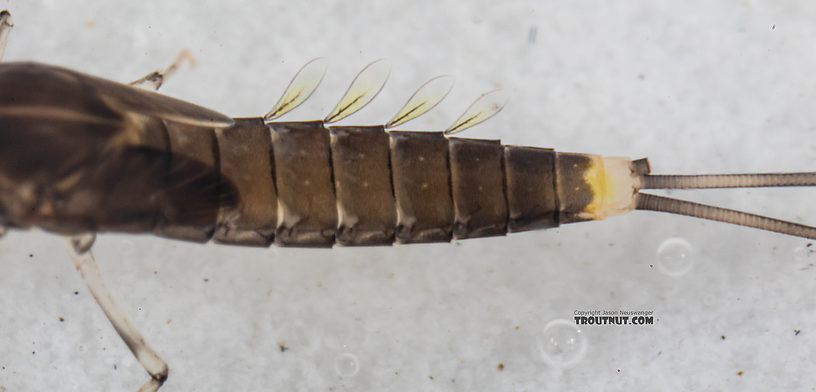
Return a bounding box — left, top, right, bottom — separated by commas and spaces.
793, 245, 814, 262
537, 319, 587, 367
119, 239, 135, 256
334, 352, 360, 378
656, 237, 694, 276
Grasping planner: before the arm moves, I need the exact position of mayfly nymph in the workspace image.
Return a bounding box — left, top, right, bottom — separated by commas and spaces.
0, 9, 813, 392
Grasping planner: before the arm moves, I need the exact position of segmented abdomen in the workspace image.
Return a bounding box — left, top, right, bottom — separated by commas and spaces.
154, 118, 598, 247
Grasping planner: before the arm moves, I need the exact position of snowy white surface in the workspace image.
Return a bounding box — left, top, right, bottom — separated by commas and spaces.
1, 0, 815, 391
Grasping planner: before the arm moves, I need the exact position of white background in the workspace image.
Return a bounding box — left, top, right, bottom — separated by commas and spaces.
1, 0, 815, 391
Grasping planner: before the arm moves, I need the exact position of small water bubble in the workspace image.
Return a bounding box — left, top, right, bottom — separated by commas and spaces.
119, 239, 135, 256
793, 245, 814, 263
656, 237, 694, 276
537, 319, 587, 367
334, 352, 360, 378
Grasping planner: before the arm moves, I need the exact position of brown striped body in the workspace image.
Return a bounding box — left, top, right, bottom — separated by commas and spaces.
158, 120, 601, 247
0, 62, 606, 246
